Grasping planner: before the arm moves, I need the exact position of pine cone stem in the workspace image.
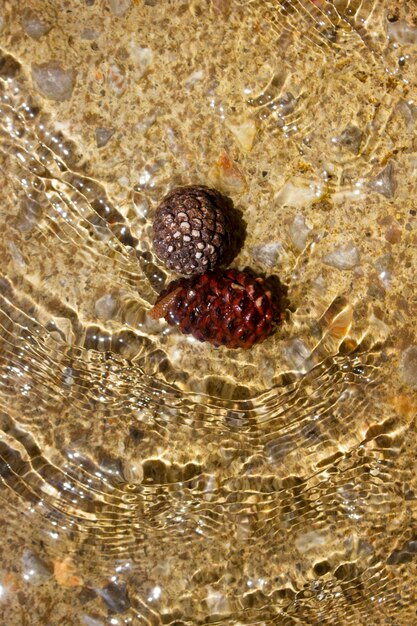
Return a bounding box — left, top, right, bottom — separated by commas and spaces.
149, 287, 182, 321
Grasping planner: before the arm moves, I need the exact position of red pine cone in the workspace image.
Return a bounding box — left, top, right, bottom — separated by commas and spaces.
149, 268, 284, 349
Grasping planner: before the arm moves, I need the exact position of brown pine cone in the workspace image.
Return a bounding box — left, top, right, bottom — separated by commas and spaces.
149, 268, 284, 349
152, 185, 233, 276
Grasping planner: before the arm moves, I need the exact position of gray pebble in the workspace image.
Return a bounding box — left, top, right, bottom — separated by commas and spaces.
95, 127, 115, 148
32, 61, 75, 102
399, 345, 417, 389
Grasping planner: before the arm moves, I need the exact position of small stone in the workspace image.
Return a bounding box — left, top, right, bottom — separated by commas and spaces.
396, 100, 417, 131
385, 219, 402, 244
184, 69, 204, 88
97, 581, 131, 613
368, 163, 396, 199
277, 91, 297, 116
288, 213, 312, 250
95, 127, 115, 148
0, 14, 4, 31
283, 338, 311, 371
0, 52, 20, 79
32, 61, 75, 102
22, 9, 51, 38
208, 151, 247, 195
337, 124, 363, 155
226, 116, 257, 152
387, 19, 417, 45
53, 556, 83, 587
276, 179, 324, 208
374, 254, 392, 289
399, 346, 417, 389
8, 242, 26, 269
82, 617, 104, 626
108, 0, 131, 17
107, 63, 127, 97
22, 550, 51, 585
80, 27, 99, 40
295, 530, 328, 554
324, 242, 360, 270
251, 242, 286, 268
95, 293, 117, 319
129, 43, 153, 78
134, 113, 157, 135
206, 587, 230, 614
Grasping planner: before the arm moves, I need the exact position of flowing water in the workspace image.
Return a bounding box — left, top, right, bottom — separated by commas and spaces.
0, 1, 417, 624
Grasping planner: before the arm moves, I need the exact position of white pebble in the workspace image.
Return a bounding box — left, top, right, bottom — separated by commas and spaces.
283, 338, 311, 371
129, 43, 153, 77
206, 588, 230, 614
252, 242, 286, 268
108, 0, 131, 17
185, 69, 204, 88
276, 179, 324, 208
95, 294, 117, 320
324, 243, 360, 270
288, 213, 312, 250
387, 19, 417, 44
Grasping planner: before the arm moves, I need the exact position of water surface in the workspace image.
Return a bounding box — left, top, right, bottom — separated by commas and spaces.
0, 1, 416, 624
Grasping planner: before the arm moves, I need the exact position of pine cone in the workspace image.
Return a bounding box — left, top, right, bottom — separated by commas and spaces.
149, 268, 284, 349
152, 186, 232, 276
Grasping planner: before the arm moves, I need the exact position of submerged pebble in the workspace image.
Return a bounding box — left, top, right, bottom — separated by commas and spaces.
108, 0, 132, 17
21, 550, 51, 585
206, 587, 230, 614
80, 27, 99, 40
289, 213, 312, 250
368, 163, 397, 199
95, 127, 115, 148
252, 241, 287, 268
95, 293, 117, 320
399, 345, 417, 389
337, 124, 364, 155
276, 179, 323, 208
82, 617, 104, 626
129, 43, 153, 78
226, 116, 257, 152
107, 63, 127, 97
97, 581, 131, 613
32, 61, 75, 102
387, 19, 417, 45
324, 243, 360, 270
22, 9, 51, 38
283, 338, 311, 371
